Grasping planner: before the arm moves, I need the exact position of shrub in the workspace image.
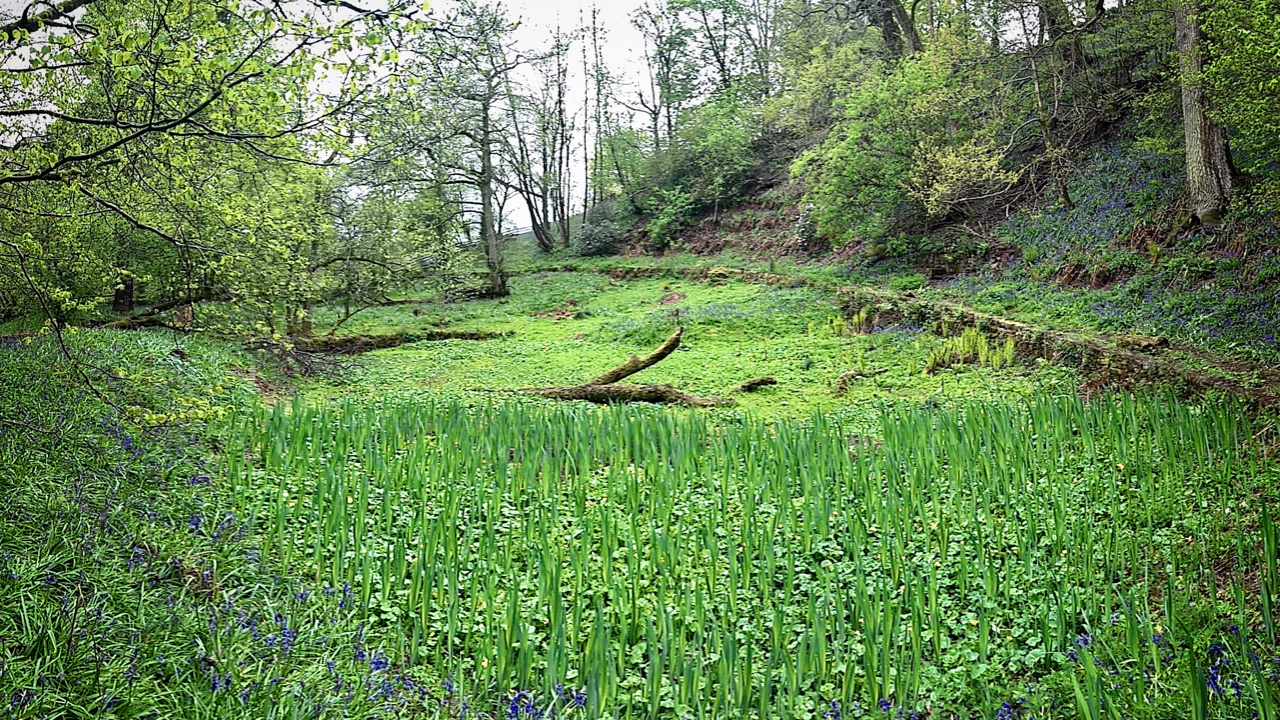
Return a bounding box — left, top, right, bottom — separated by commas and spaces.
571, 202, 627, 257
889, 272, 928, 292
645, 188, 696, 253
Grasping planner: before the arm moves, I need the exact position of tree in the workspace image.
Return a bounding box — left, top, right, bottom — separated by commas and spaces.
1176, 0, 1233, 225
396, 0, 524, 297
0, 0, 407, 328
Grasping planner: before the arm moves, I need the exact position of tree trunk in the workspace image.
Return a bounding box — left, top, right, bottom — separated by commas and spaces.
589, 327, 683, 385
889, 0, 923, 55
1176, 0, 1232, 226
111, 274, 134, 313
867, 2, 905, 57
479, 100, 508, 297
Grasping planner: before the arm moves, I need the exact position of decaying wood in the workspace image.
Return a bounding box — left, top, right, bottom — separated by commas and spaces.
834, 368, 889, 395
590, 327, 684, 385
300, 329, 507, 353
99, 293, 210, 330
527, 383, 733, 407
525, 325, 736, 406
735, 376, 777, 393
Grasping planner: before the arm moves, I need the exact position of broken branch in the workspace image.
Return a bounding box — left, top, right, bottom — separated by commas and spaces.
590, 326, 683, 385
834, 368, 889, 395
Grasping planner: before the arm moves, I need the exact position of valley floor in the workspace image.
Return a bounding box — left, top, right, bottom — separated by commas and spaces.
3, 268, 1278, 720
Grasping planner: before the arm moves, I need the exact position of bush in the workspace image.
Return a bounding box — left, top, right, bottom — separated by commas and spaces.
571, 202, 627, 257
889, 272, 928, 292
645, 188, 696, 253
793, 34, 1015, 246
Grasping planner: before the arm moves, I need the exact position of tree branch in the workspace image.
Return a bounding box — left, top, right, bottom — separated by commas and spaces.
0, 0, 96, 38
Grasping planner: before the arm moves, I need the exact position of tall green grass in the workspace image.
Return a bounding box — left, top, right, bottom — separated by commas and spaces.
226, 394, 1279, 717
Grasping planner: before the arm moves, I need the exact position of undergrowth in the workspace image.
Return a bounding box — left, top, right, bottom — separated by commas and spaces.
0, 333, 441, 718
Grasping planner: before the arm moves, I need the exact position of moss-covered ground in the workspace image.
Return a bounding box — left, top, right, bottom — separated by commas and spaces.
306, 272, 1078, 418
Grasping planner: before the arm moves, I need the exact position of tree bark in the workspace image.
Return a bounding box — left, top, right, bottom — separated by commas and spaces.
834, 367, 889, 395
590, 327, 683, 385
735, 376, 777, 392
111, 275, 134, 313
1176, 0, 1233, 226
889, 0, 923, 55
527, 383, 733, 407
867, 1, 905, 57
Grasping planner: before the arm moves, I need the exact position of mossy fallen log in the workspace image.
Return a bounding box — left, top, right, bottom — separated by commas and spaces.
526, 383, 733, 407
299, 329, 508, 353
590, 327, 684, 385
833, 368, 889, 395
735, 376, 778, 392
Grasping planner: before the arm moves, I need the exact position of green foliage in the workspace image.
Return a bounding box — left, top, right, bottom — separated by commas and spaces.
0, 0, 402, 334
793, 34, 1016, 246
766, 37, 878, 134
669, 96, 760, 208
924, 326, 1016, 373
888, 272, 928, 292
646, 187, 697, 252
572, 202, 631, 257
230, 388, 1279, 717
0, 332, 435, 719
1204, 0, 1280, 176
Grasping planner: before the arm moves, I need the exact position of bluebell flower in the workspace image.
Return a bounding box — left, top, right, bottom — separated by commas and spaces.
879, 698, 892, 712
1208, 660, 1224, 695
996, 701, 1014, 720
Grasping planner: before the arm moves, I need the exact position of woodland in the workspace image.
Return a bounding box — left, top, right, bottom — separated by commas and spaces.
2, 0, 1280, 717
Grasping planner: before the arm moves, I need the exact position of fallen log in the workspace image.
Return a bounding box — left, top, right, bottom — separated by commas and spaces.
96, 290, 216, 330
590, 327, 683, 385
527, 383, 733, 407
299, 329, 508, 353
522, 325, 735, 406
735, 376, 777, 393
834, 367, 889, 395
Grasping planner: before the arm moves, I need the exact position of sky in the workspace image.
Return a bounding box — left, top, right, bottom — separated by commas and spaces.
500, 0, 647, 83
